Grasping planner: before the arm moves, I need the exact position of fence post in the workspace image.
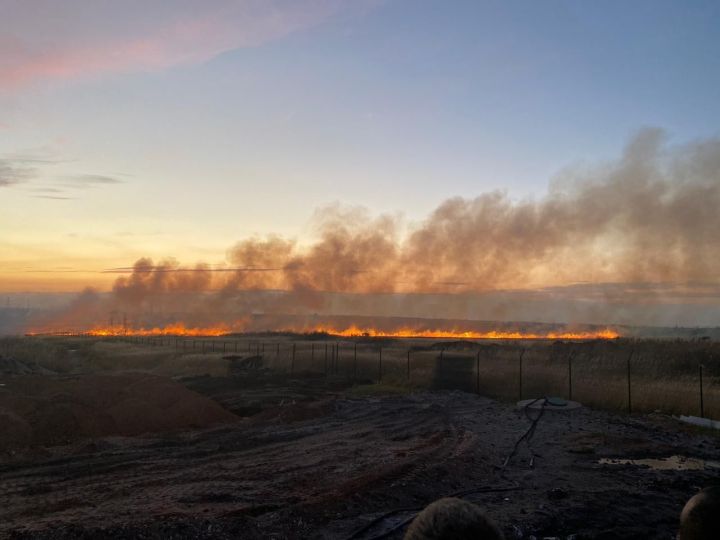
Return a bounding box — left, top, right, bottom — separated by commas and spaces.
518, 349, 525, 401
699, 363, 705, 418
222, 341, 226, 353
407, 349, 411, 381
568, 352, 574, 401
277, 342, 280, 357
291, 343, 296, 375
378, 347, 383, 383
627, 349, 634, 414
324, 343, 328, 375
354, 342, 358, 381
234, 341, 238, 353
438, 347, 444, 382
476, 350, 480, 393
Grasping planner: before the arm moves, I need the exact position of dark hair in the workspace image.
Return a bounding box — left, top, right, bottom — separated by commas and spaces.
680, 486, 720, 540
405, 497, 504, 540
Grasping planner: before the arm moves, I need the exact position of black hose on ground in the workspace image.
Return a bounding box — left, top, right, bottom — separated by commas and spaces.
502, 397, 548, 468
346, 398, 550, 539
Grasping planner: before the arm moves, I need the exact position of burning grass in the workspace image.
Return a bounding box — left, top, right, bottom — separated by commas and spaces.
35, 322, 621, 341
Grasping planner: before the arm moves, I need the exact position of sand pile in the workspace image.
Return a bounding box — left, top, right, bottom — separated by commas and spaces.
0, 373, 238, 451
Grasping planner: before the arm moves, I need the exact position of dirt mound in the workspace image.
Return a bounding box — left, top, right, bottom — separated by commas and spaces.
0, 373, 238, 452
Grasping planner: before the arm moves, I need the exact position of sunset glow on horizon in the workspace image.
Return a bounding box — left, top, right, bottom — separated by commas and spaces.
2, 1, 720, 330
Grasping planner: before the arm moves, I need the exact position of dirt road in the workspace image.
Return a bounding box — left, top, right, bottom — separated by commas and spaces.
1, 374, 718, 539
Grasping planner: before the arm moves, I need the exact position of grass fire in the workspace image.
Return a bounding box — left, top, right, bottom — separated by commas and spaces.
42, 323, 622, 340
3, 3, 720, 539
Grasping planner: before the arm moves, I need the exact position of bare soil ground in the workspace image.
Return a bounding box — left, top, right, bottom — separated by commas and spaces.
0, 373, 237, 453
1, 369, 718, 540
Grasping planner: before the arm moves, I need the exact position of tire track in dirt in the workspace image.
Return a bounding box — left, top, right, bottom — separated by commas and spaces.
0, 393, 468, 536
3, 388, 720, 539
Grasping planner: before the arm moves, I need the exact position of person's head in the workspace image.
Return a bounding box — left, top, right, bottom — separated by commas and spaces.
404, 497, 504, 540
679, 486, 720, 540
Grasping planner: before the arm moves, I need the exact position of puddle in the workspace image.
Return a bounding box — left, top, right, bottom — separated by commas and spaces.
599, 455, 720, 471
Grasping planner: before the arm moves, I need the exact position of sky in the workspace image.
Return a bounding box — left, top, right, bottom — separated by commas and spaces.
1, 0, 720, 293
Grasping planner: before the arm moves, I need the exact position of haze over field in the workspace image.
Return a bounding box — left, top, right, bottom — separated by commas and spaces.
2, 1, 720, 331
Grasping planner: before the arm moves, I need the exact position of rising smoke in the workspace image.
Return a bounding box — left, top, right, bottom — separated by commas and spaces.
225, 128, 720, 294
34, 128, 720, 331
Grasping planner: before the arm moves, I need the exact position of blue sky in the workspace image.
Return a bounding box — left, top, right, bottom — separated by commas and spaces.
1, 0, 719, 291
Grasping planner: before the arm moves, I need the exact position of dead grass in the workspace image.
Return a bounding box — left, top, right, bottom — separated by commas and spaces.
0, 337, 229, 378
5, 335, 720, 419
226, 337, 720, 418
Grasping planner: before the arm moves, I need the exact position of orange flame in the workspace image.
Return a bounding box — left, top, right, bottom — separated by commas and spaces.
85, 323, 234, 337
301, 325, 620, 340
44, 323, 621, 340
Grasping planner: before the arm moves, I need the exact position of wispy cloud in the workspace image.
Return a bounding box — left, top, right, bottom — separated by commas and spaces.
33, 195, 75, 200
0, 159, 35, 187
1, 150, 126, 199
60, 174, 125, 188
0, 1, 367, 90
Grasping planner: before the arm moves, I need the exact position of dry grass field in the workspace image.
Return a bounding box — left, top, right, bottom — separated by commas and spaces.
2, 335, 718, 419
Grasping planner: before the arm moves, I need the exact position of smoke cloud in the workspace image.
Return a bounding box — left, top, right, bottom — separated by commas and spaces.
32, 129, 720, 331
185, 128, 720, 295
